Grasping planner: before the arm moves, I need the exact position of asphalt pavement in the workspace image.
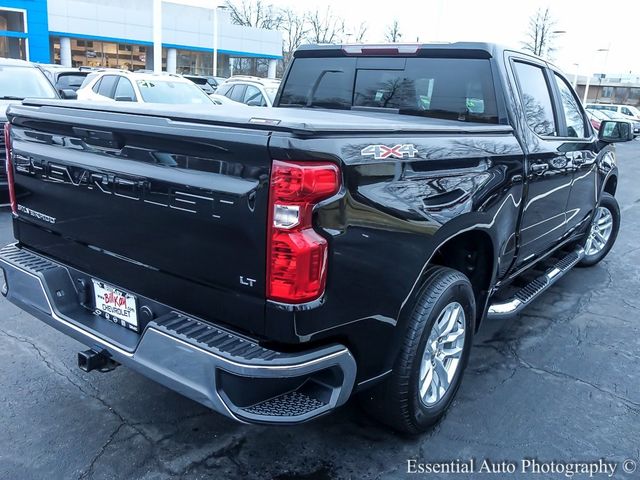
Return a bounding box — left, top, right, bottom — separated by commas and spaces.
1, 142, 639, 480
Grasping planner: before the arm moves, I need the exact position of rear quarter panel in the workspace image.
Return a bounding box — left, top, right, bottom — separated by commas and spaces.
267, 131, 525, 382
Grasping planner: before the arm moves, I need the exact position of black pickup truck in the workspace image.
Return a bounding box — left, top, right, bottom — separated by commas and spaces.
1, 43, 632, 433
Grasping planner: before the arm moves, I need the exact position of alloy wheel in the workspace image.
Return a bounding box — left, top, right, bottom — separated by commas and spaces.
585, 206, 614, 256
418, 302, 466, 406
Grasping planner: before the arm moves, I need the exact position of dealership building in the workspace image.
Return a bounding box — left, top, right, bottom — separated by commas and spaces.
0, 0, 283, 77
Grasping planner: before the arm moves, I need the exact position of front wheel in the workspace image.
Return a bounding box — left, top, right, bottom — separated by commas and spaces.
360, 267, 475, 434
579, 193, 620, 267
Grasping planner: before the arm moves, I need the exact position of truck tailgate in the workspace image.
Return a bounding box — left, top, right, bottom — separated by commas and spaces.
8, 103, 271, 335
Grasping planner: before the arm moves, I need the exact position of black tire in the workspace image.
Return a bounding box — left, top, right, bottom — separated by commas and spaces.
578, 193, 620, 267
359, 267, 475, 434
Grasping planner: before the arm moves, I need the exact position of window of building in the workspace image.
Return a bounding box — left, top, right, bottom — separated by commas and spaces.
513, 61, 557, 136
0, 9, 25, 32
0, 8, 27, 60
601, 86, 614, 98
553, 73, 586, 138
629, 88, 640, 101
175, 49, 214, 76
614, 87, 627, 103
51, 37, 147, 70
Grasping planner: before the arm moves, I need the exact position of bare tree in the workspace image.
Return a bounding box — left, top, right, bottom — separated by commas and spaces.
225, 0, 284, 75
224, 0, 283, 29
522, 7, 557, 59
352, 22, 368, 43
385, 20, 402, 43
306, 7, 345, 44
281, 7, 308, 65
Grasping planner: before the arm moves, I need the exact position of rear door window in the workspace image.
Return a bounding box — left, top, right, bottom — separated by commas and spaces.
97, 75, 119, 98
114, 77, 136, 101
278, 56, 499, 123
513, 61, 557, 136
243, 85, 265, 105
229, 84, 247, 102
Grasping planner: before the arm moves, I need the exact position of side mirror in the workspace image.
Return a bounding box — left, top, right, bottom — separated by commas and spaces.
115, 95, 135, 102
598, 120, 634, 143
246, 99, 262, 107
59, 89, 77, 100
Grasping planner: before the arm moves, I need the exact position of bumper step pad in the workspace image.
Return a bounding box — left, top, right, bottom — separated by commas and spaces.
243, 391, 327, 417
154, 313, 281, 362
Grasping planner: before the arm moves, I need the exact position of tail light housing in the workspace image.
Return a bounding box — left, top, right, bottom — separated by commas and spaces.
267, 160, 340, 303
3, 123, 16, 214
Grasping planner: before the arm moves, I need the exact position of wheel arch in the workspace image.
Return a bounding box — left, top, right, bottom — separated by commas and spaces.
603, 174, 617, 197
398, 226, 498, 348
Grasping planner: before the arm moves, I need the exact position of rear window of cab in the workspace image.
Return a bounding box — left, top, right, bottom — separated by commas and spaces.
278, 56, 499, 123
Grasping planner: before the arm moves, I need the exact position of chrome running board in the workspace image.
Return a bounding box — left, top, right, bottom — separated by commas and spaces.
487, 247, 585, 319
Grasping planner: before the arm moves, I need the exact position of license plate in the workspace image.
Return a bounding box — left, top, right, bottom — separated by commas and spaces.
92, 280, 138, 331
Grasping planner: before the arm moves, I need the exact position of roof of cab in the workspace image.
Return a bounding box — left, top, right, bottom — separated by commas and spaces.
295, 42, 499, 58
292, 42, 552, 63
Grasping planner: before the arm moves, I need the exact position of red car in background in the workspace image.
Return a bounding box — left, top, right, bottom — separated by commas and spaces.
586, 109, 607, 131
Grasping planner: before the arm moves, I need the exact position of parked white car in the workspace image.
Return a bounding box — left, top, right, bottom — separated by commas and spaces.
586, 103, 640, 121
77, 71, 214, 105
215, 76, 280, 107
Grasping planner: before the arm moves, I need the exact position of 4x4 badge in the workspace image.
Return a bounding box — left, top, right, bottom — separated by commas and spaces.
361, 144, 418, 160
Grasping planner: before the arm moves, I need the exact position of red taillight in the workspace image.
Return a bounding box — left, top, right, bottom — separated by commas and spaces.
3, 123, 16, 214
267, 160, 340, 303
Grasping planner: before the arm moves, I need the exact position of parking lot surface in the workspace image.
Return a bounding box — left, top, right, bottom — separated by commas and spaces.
1, 143, 639, 480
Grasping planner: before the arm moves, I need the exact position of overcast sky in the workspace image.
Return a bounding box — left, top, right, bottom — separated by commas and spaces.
181, 0, 637, 76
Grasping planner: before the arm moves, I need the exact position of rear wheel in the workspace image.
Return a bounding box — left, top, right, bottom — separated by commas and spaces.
360, 267, 475, 434
579, 193, 620, 267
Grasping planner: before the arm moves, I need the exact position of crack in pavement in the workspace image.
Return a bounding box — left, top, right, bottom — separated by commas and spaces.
0, 327, 176, 479
475, 336, 640, 416
78, 423, 126, 480
504, 343, 640, 415
176, 435, 247, 479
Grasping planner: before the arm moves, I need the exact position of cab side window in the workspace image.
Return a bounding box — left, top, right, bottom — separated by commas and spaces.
513, 61, 557, 137
553, 73, 586, 138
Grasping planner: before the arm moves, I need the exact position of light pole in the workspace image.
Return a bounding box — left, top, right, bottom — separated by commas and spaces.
152, 0, 162, 73
213, 5, 219, 76
551, 30, 566, 57
582, 48, 609, 104
213, 5, 227, 77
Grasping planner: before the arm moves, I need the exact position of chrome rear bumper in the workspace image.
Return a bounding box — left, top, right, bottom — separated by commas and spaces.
0, 243, 356, 424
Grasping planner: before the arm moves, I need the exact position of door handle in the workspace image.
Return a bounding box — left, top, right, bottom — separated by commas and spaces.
530, 163, 549, 174
565, 151, 586, 166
